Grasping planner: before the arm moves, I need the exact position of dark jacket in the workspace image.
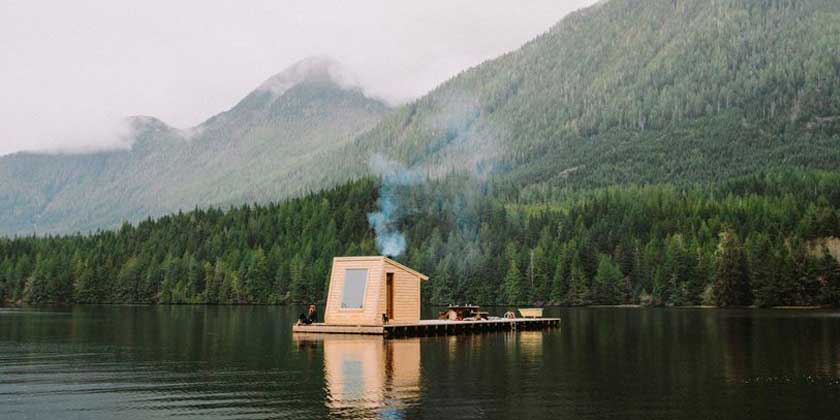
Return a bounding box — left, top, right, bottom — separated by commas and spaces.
300, 310, 318, 324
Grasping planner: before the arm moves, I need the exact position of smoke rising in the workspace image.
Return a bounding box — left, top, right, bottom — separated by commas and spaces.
367, 154, 424, 257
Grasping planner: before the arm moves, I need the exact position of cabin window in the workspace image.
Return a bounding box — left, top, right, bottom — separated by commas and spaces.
341, 269, 368, 309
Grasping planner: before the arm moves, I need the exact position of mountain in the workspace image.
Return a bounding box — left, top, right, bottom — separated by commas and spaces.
3, 0, 840, 236
2, 0, 840, 308
328, 0, 840, 187
0, 57, 389, 235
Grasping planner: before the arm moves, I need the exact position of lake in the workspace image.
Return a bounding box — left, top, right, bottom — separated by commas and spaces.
1, 305, 839, 419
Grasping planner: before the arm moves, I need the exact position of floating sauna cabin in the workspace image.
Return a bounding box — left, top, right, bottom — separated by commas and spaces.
324, 256, 429, 326
296, 256, 561, 336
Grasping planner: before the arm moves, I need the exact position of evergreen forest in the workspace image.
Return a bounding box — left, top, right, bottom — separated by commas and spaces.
2, 170, 839, 308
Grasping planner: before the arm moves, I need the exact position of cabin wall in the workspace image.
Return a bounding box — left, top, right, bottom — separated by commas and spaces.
324, 258, 384, 325
383, 261, 422, 323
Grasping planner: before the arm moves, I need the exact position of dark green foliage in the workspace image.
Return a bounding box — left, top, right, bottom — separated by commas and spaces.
0, 179, 378, 305
335, 0, 840, 191
713, 230, 752, 307
501, 245, 524, 305
566, 256, 591, 306
0, 169, 839, 306
593, 255, 624, 305
819, 252, 840, 306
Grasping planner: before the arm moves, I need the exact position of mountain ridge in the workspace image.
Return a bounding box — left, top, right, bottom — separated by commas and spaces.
0, 56, 389, 235
2, 0, 840, 235
323, 0, 840, 187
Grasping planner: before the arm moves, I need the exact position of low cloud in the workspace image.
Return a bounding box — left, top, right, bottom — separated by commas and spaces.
10, 117, 135, 156
0, 0, 597, 157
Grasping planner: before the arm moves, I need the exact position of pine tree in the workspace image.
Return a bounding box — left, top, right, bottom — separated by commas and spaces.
116, 257, 142, 303
550, 257, 568, 305
0, 258, 12, 303
820, 251, 840, 307
502, 257, 523, 305
713, 230, 751, 307
245, 248, 270, 303
288, 254, 306, 303
430, 257, 454, 305
159, 254, 180, 304
747, 233, 777, 307
205, 261, 224, 304
25, 254, 51, 303
593, 254, 624, 305
566, 255, 591, 306
141, 262, 162, 304
74, 263, 96, 304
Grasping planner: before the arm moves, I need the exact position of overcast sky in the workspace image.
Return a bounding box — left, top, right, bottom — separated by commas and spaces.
0, 0, 597, 156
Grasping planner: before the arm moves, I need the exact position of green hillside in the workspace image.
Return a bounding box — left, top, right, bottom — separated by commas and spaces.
0, 57, 388, 235
1, 0, 840, 307
2, 0, 839, 236
1, 170, 838, 307
333, 0, 840, 186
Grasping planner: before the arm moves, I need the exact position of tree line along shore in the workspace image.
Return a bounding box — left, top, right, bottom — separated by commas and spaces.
1, 170, 839, 309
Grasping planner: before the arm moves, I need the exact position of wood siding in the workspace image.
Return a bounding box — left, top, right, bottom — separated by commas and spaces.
324, 256, 427, 326
324, 257, 385, 325
383, 259, 421, 323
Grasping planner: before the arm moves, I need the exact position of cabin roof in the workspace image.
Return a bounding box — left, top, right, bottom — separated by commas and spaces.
383, 257, 430, 281
333, 256, 430, 281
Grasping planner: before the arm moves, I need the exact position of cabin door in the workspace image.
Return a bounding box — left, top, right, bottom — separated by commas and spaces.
386, 273, 395, 322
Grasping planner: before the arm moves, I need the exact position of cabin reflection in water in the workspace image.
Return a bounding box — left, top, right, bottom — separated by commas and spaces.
294, 334, 421, 418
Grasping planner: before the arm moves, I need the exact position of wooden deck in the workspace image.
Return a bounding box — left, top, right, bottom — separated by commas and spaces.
292, 318, 561, 338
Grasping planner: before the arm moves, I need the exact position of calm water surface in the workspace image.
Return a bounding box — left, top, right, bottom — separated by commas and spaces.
2, 305, 840, 419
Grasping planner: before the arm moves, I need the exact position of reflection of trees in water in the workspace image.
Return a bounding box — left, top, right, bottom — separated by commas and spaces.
551, 308, 840, 418
62, 305, 308, 367
4, 305, 335, 418
9, 306, 840, 419
720, 311, 840, 384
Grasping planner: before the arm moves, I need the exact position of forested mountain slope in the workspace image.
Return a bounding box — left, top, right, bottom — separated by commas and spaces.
3, 0, 840, 308
332, 0, 840, 186
0, 57, 388, 235
2, 0, 840, 236
2, 170, 838, 307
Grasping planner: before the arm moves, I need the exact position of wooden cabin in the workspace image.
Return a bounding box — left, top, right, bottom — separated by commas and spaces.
323, 256, 429, 326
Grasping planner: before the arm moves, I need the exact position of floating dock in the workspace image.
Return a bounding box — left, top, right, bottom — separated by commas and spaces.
293, 317, 561, 338
302, 257, 560, 338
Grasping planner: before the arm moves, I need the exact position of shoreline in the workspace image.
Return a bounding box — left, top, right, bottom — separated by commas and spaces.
583, 304, 827, 310
1, 302, 834, 311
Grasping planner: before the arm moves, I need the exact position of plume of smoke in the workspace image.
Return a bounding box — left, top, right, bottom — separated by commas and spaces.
367, 154, 424, 257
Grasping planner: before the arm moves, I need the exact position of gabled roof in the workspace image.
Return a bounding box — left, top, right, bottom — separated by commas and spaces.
333, 256, 430, 281
383, 257, 430, 281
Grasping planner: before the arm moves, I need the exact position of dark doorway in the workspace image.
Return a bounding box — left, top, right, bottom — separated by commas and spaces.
386, 273, 394, 322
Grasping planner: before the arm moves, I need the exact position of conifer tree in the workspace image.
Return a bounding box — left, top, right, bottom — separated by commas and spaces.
593, 254, 624, 305
550, 257, 568, 305
820, 251, 840, 307
502, 256, 523, 305
713, 230, 751, 307
566, 255, 591, 306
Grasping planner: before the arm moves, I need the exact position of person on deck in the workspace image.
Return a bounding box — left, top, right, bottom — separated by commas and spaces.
297, 304, 318, 325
